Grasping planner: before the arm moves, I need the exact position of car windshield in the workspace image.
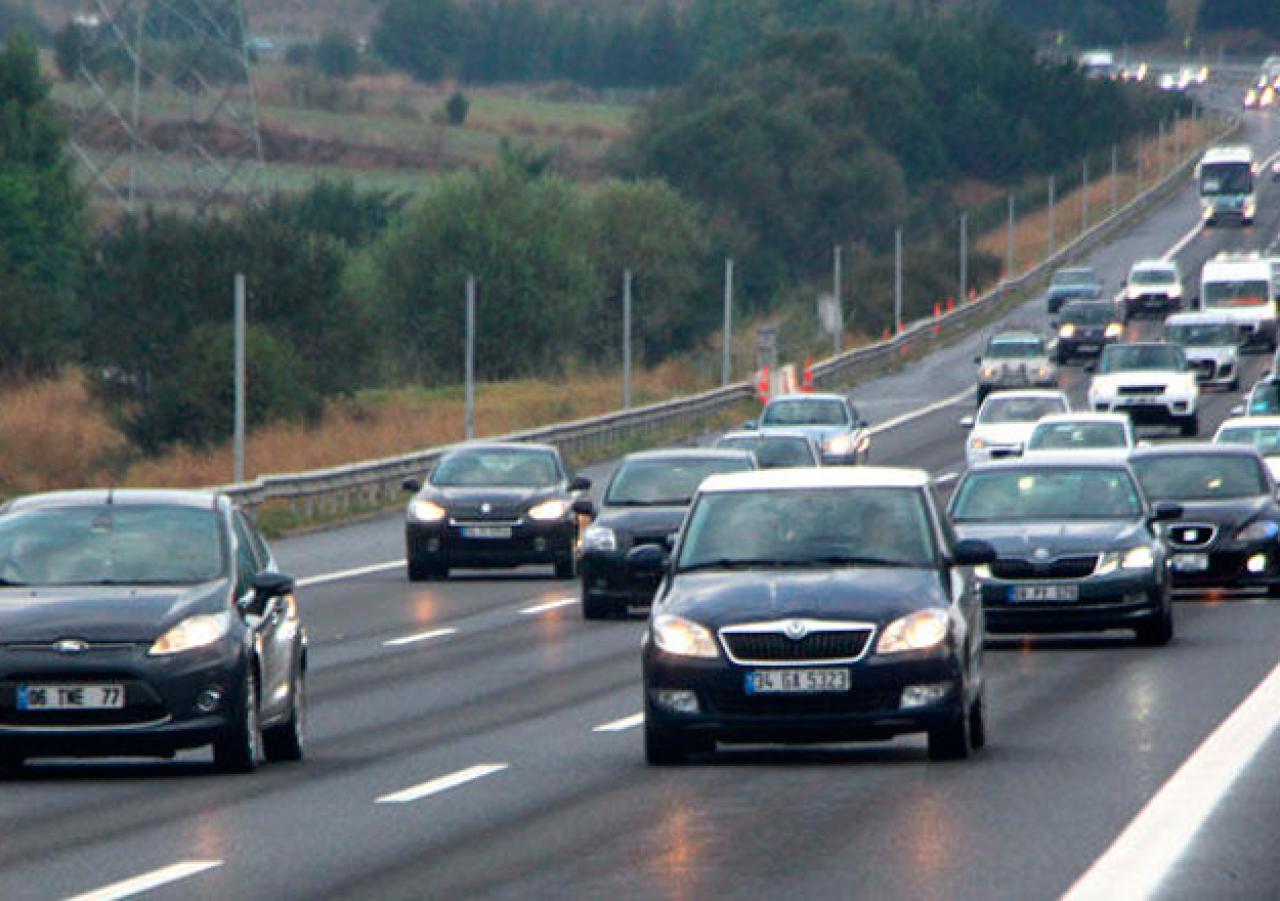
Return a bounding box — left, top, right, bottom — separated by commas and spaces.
1027, 422, 1128, 450
1062, 303, 1115, 324
950, 468, 1142, 521
1203, 280, 1269, 308
1131, 267, 1177, 286
1132, 455, 1267, 501
986, 339, 1043, 359
1097, 344, 1185, 373
761, 399, 850, 427
1167, 323, 1239, 346
1216, 426, 1280, 455
1052, 269, 1097, 287
716, 436, 817, 469
978, 395, 1068, 424
678, 487, 936, 569
1249, 383, 1280, 414
1200, 163, 1252, 195
606, 457, 754, 506
432, 448, 561, 488
0, 505, 226, 586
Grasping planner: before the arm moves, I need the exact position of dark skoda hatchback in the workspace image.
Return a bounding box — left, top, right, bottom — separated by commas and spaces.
0, 490, 305, 771
637, 468, 995, 765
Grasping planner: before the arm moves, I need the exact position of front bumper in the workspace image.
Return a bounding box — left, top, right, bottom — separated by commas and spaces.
1166, 541, 1280, 591
406, 517, 576, 568
0, 641, 247, 757
1091, 396, 1195, 425
642, 648, 965, 744
981, 571, 1163, 633
1123, 294, 1180, 318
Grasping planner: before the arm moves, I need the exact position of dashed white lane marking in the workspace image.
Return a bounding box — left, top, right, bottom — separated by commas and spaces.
519, 597, 578, 615
933, 471, 960, 484
66, 860, 223, 901
382, 627, 457, 648
1064, 656, 1280, 900
376, 763, 509, 805
592, 712, 644, 733
868, 386, 975, 436
296, 560, 403, 589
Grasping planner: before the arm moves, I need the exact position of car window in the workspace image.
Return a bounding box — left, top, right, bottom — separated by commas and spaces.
1216, 426, 1280, 455
679, 487, 936, 569
1097, 344, 1185, 373
761, 400, 850, 427
978, 395, 1068, 424
985, 339, 1043, 359
1052, 269, 1096, 287
1132, 455, 1267, 501
432, 448, 562, 488
1131, 268, 1176, 286
606, 457, 754, 506
231, 512, 261, 598
718, 437, 817, 468
1062, 303, 1114, 324
951, 468, 1142, 521
1167, 323, 1238, 346
1249, 384, 1280, 414
1028, 422, 1128, 449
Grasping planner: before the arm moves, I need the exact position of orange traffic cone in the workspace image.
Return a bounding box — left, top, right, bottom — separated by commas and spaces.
946, 297, 955, 313
933, 302, 942, 335
755, 366, 770, 405
969, 287, 978, 302
802, 358, 814, 393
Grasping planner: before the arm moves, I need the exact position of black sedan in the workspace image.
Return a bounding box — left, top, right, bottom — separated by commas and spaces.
1130, 444, 1280, 595
0, 490, 305, 771
578, 448, 755, 619
1054, 299, 1125, 364
404, 443, 589, 580
636, 468, 995, 764
948, 457, 1180, 645
714, 430, 822, 468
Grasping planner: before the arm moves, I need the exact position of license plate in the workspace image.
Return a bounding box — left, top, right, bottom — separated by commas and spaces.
18, 684, 124, 710
461, 526, 511, 539
745, 668, 850, 694
1008, 584, 1079, 603
1077, 343, 1099, 353
1172, 553, 1209, 573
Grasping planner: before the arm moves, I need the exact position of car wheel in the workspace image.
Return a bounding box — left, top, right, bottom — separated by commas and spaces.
263, 671, 305, 763
582, 589, 610, 620
408, 553, 446, 582
1230, 377, 1240, 392
968, 694, 987, 751
1134, 598, 1174, 647
644, 722, 709, 766
1056, 351, 1069, 365
1179, 415, 1198, 437
927, 708, 971, 761
554, 554, 577, 580
213, 669, 263, 773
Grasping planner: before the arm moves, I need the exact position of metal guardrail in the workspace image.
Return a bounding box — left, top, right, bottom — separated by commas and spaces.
219, 113, 1240, 519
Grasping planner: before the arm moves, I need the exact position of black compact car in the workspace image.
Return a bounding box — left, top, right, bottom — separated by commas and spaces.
1130, 444, 1280, 595
636, 468, 995, 765
578, 449, 756, 619
0, 490, 305, 771
1046, 266, 1104, 315
948, 458, 1180, 645
1054, 300, 1125, 363
404, 442, 590, 580
714, 430, 822, 468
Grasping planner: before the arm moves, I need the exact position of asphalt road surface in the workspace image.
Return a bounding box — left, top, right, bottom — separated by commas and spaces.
10, 99, 1280, 901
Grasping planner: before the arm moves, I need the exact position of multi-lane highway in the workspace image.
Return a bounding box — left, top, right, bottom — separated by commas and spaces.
9, 103, 1280, 901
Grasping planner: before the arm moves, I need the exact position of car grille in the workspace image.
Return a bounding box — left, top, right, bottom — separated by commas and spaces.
1165, 523, 1218, 549
630, 533, 669, 549
719, 620, 874, 664
990, 555, 1099, 579
710, 688, 902, 717
1118, 385, 1166, 396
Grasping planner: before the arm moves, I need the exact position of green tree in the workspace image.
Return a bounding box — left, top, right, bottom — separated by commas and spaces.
372, 0, 464, 81
314, 30, 359, 80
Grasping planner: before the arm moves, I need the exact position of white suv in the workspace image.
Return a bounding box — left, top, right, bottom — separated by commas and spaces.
1122, 260, 1182, 321
1088, 342, 1199, 436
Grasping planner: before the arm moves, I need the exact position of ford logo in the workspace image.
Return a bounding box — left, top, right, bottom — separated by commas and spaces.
53, 639, 89, 655
1033, 547, 1051, 561
783, 619, 808, 640
480, 503, 492, 514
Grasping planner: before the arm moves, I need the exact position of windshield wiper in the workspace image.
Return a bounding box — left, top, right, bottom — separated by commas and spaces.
611, 499, 687, 507
0, 577, 27, 587
678, 559, 794, 572
806, 555, 913, 568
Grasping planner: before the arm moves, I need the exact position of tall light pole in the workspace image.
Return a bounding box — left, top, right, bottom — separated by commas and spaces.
721, 258, 734, 385
233, 273, 246, 484
893, 228, 903, 334
832, 244, 843, 356
1006, 193, 1015, 279
959, 212, 969, 304
1048, 175, 1056, 260
622, 269, 632, 409
465, 276, 476, 441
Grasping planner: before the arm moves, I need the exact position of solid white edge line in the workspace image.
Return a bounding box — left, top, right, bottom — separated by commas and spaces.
66, 860, 223, 901
376, 763, 509, 805
383, 627, 457, 648
296, 559, 403, 589
868, 386, 975, 436
1063, 656, 1280, 900
592, 712, 644, 733
518, 598, 579, 615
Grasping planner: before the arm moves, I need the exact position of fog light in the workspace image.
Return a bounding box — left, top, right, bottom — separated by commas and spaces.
654, 689, 700, 714
901, 682, 952, 709
195, 687, 224, 713
427, 538, 440, 552
1248, 554, 1267, 574
534, 537, 547, 552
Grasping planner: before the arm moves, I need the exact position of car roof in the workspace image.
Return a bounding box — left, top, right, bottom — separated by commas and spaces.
5, 488, 224, 513
765, 393, 847, 404
1101, 340, 1175, 351
1031, 412, 1130, 426
979, 388, 1070, 404
1061, 299, 1115, 309
699, 467, 929, 493
1130, 259, 1177, 271
1165, 311, 1236, 325
719, 430, 814, 442
965, 454, 1133, 472
622, 447, 755, 463
445, 441, 559, 455
1217, 416, 1280, 430
1054, 267, 1096, 277
987, 331, 1042, 343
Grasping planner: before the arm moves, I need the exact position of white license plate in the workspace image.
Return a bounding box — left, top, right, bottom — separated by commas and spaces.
1172, 553, 1210, 573
745, 668, 850, 694
1077, 343, 1099, 353
461, 526, 512, 539
18, 684, 124, 710
1009, 584, 1079, 603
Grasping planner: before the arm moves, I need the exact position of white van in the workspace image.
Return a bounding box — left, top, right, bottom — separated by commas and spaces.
1198, 253, 1277, 351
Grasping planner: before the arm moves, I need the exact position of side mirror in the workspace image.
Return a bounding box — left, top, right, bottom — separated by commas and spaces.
626, 544, 667, 575
664, 532, 678, 549
953, 539, 997, 567
572, 497, 596, 517
569, 475, 592, 492
402, 477, 422, 493
1150, 501, 1184, 523
959, 415, 975, 429
1230, 404, 1245, 416
241, 571, 296, 616
742, 420, 758, 431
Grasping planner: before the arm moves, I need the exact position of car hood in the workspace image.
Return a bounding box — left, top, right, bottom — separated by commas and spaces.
1090, 372, 1192, 392
953, 519, 1146, 554
971, 423, 1038, 445
664, 568, 947, 628
1154, 496, 1275, 529
0, 581, 229, 643
593, 506, 687, 538
424, 485, 560, 517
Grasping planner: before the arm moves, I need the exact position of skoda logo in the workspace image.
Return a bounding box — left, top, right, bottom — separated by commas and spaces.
1033, 547, 1051, 561
480, 503, 492, 514
783, 619, 809, 641
53, 639, 89, 655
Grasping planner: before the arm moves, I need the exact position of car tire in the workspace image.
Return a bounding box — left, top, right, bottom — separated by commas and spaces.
644, 722, 709, 766
554, 554, 577, 580
927, 708, 971, 761
582, 589, 610, 620
968, 694, 987, 751
214, 669, 263, 774
1179, 415, 1198, 437
1229, 377, 1240, 392
408, 553, 446, 582
1134, 598, 1174, 647
1056, 350, 1070, 365
263, 671, 305, 763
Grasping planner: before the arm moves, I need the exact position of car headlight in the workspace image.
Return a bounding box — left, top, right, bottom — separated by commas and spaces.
1168, 285, 1182, 299
528, 499, 570, 521
1105, 322, 1124, 338
409, 499, 447, 523
1035, 366, 1053, 380
877, 608, 950, 654
824, 434, 856, 456
651, 614, 719, 659
149, 612, 232, 656
1237, 520, 1280, 543
969, 436, 988, 450
981, 366, 998, 379
1059, 323, 1076, 338
1096, 546, 1155, 575
583, 524, 617, 552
